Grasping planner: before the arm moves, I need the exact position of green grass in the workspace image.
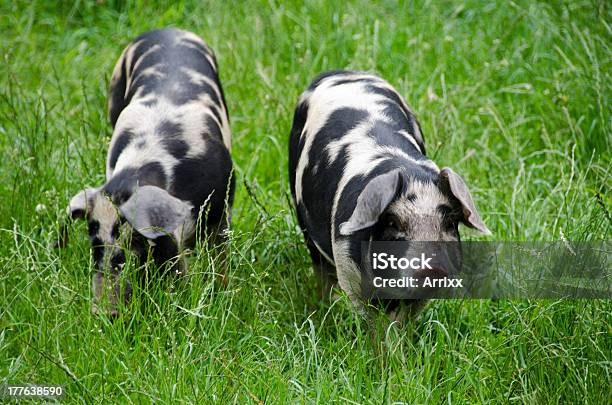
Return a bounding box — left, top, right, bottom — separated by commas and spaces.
1, 0, 611, 403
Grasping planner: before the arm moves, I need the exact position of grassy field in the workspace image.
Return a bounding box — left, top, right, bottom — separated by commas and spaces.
1, 0, 610, 403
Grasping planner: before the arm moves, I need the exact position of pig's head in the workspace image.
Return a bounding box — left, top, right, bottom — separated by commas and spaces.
339, 168, 490, 241
62, 185, 192, 316
339, 167, 490, 294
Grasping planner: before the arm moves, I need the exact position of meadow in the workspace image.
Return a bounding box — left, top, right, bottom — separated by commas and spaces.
1, 0, 610, 403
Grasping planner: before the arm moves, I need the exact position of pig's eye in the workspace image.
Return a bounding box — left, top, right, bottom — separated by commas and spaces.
443, 219, 458, 233
385, 215, 400, 230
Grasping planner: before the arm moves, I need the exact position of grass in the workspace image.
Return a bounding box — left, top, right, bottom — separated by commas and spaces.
0, 0, 610, 403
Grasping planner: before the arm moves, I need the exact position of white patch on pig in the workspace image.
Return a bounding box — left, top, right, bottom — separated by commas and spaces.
122, 39, 145, 98
108, 99, 177, 179
333, 239, 365, 307
312, 238, 335, 265
408, 180, 450, 214
398, 129, 423, 153
90, 193, 119, 245
138, 64, 166, 81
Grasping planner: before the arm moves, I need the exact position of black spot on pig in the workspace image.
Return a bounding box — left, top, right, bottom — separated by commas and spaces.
208, 105, 223, 127
109, 57, 129, 127
88, 221, 100, 238
288, 99, 309, 195
91, 237, 104, 266
142, 99, 158, 107
103, 162, 167, 204
156, 120, 182, 138
203, 115, 223, 141
109, 129, 135, 170
169, 73, 220, 106
307, 70, 351, 90
111, 223, 120, 239
369, 120, 423, 156
110, 251, 126, 271
156, 120, 188, 159
163, 139, 189, 159
171, 140, 234, 227
332, 77, 376, 87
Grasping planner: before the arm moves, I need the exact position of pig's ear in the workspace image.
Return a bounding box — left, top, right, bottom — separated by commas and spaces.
339, 170, 401, 236
120, 186, 192, 239
440, 167, 491, 235
54, 187, 99, 249
67, 187, 99, 219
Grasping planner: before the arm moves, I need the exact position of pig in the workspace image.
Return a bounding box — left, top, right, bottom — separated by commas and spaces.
61, 28, 234, 316
288, 71, 490, 319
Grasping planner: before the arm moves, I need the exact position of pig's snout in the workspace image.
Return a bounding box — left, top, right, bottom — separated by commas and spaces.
91, 304, 120, 318
92, 272, 132, 318
414, 266, 449, 280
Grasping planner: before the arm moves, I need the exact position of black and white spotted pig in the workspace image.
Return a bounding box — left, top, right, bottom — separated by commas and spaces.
64, 28, 234, 316
288, 71, 490, 318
